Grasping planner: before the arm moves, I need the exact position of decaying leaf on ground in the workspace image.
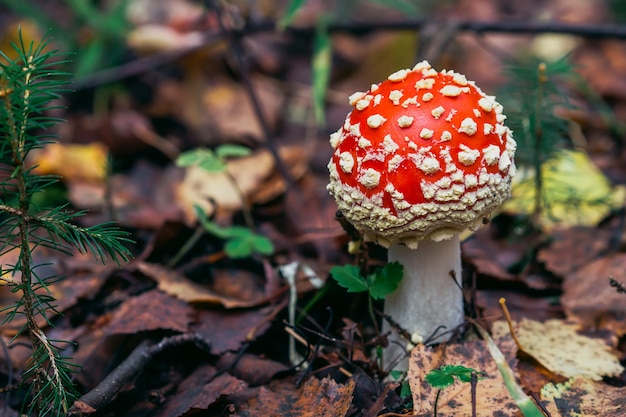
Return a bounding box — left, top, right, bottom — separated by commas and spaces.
493, 319, 624, 381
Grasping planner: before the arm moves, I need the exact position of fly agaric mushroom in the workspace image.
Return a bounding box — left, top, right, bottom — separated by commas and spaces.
327, 60, 516, 367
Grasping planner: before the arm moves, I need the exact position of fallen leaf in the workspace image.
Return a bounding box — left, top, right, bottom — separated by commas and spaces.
190, 306, 278, 355
30, 142, 108, 183
408, 336, 519, 417
476, 290, 563, 323
561, 253, 626, 336
135, 262, 279, 308
537, 226, 613, 278
236, 376, 355, 417
215, 352, 289, 385
493, 319, 624, 381
541, 376, 626, 417
461, 226, 524, 282
69, 161, 184, 229
502, 150, 626, 229
200, 76, 284, 141
351, 372, 401, 417
157, 364, 246, 417
103, 290, 193, 335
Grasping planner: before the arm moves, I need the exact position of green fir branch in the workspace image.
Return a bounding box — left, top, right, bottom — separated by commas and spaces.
0, 29, 133, 416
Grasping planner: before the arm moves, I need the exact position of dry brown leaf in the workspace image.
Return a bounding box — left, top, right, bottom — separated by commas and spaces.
190, 307, 276, 355
199, 76, 284, 140
103, 290, 193, 336
541, 376, 626, 417
562, 253, 626, 336
493, 319, 624, 381
157, 364, 246, 417
408, 336, 520, 417
237, 376, 355, 417
176, 146, 307, 224
135, 262, 274, 308
537, 227, 613, 278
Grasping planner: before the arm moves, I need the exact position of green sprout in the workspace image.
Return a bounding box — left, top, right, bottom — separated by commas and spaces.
425, 365, 485, 417
172, 144, 274, 262
195, 206, 274, 259
330, 262, 403, 336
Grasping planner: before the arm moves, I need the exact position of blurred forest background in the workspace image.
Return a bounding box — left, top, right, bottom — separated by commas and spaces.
1, 0, 626, 416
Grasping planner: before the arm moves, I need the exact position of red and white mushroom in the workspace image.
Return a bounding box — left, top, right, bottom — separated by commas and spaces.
327, 60, 516, 367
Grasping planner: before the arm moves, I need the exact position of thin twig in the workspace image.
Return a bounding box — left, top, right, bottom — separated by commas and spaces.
208, 0, 294, 189
68, 333, 211, 416
70, 33, 222, 90
71, 18, 626, 92
471, 372, 478, 417
254, 19, 626, 39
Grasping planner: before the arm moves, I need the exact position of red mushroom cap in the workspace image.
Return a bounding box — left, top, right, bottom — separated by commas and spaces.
327, 61, 517, 248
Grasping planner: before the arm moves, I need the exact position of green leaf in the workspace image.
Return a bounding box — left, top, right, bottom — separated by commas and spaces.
177, 146, 245, 173
425, 365, 480, 389
247, 234, 275, 255
222, 228, 274, 258
199, 158, 226, 172
195, 211, 274, 258
312, 17, 332, 126
176, 149, 212, 167
277, 0, 307, 30
215, 144, 252, 159
224, 238, 253, 258
368, 261, 403, 300
195, 209, 230, 239
400, 381, 412, 399
388, 370, 404, 381
330, 264, 369, 293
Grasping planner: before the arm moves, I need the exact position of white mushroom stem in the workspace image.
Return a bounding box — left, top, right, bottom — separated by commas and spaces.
383, 235, 463, 370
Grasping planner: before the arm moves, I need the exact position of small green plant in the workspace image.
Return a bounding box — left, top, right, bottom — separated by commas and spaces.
176, 144, 253, 173
173, 144, 274, 261
195, 205, 274, 259
425, 364, 482, 388
0, 32, 132, 416
330, 262, 403, 334
425, 365, 484, 417
330, 262, 402, 300
176, 144, 256, 229
388, 369, 412, 401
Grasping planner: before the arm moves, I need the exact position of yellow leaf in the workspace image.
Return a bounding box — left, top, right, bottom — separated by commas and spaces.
493, 319, 624, 381
30, 143, 108, 183
541, 376, 626, 417
502, 149, 625, 229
